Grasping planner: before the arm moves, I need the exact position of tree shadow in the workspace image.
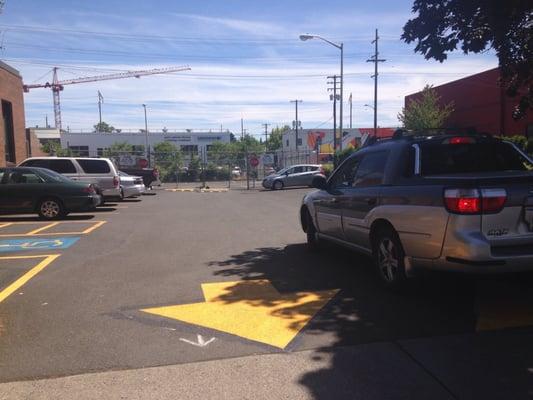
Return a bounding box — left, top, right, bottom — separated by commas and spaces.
207, 243, 533, 399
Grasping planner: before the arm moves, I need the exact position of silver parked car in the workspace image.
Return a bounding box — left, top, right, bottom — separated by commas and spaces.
19, 157, 121, 200
262, 164, 324, 190
301, 134, 533, 289
118, 171, 145, 199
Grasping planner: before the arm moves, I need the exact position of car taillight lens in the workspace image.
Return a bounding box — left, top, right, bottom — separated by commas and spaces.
444, 188, 506, 214
113, 176, 119, 188
83, 185, 95, 194
481, 188, 507, 213
445, 189, 480, 214
445, 136, 475, 145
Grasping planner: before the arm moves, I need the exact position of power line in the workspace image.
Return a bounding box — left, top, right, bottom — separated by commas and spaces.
0, 24, 399, 44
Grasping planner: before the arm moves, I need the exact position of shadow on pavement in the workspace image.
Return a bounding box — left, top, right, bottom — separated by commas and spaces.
207, 243, 533, 399
0, 214, 95, 222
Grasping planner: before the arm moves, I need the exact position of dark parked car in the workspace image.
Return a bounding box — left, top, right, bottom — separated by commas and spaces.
0, 167, 101, 220
301, 134, 533, 289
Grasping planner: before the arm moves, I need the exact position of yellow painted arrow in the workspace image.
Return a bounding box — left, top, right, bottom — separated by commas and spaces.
141, 280, 339, 349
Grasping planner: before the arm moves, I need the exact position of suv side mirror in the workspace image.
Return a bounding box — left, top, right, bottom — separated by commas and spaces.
312, 175, 328, 190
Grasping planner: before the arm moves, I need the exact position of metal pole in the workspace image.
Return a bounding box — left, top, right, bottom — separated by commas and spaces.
333, 77, 337, 155
373, 32, 378, 137
349, 93, 353, 129
339, 42, 343, 151
142, 104, 149, 164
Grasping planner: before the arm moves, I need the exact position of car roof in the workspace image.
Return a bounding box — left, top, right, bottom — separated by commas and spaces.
23, 157, 112, 161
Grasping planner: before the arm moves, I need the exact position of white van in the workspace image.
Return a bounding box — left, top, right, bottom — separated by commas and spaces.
19, 157, 121, 200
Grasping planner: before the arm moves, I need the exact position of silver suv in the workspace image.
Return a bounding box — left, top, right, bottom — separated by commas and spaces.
301, 134, 533, 289
263, 164, 324, 190
19, 157, 121, 200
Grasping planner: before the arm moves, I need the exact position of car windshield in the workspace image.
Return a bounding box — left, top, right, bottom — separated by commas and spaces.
34, 168, 74, 183
420, 140, 533, 175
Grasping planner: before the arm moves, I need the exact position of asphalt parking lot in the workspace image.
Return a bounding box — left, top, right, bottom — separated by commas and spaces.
0, 186, 532, 398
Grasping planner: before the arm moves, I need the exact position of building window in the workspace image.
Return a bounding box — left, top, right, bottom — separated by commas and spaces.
180, 145, 198, 153
297, 138, 302, 146
286, 139, 289, 147
2, 100, 16, 164
69, 146, 89, 157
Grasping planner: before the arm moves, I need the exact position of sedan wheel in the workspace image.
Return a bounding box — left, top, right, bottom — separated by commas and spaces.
273, 180, 284, 190
38, 199, 64, 220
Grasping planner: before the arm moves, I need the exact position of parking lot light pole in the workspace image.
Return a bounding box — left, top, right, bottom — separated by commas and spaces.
142, 104, 149, 166
300, 34, 343, 151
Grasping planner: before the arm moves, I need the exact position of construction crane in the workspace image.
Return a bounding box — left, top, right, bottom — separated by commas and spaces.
23, 65, 191, 130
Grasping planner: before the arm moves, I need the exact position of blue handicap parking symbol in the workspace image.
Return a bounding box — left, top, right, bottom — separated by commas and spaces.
0, 237, 80, 253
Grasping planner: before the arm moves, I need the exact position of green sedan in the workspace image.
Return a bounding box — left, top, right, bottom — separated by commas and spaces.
0, 167, 101, 220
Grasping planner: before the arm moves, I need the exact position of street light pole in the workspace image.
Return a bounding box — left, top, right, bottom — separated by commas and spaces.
142, 104, 149, 165
340, 42, 343, 151
300, 34, 343, 151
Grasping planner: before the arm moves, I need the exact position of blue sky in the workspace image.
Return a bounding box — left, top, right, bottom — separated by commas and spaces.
0, 0, 497, 135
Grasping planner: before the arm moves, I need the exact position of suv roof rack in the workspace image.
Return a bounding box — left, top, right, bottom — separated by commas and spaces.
362, 128, 494, 147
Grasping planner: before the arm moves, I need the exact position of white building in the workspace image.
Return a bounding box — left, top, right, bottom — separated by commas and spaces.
59, 130, 232, 157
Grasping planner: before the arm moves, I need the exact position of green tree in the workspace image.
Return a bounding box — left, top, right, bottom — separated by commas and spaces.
153, 141, 183, 182
402, 0, 532, 119
41, 141, 72, 156
94, 121, 116, 133
266, 125, 289, 151
103, 142, 137, 157
398, 85, 454, 131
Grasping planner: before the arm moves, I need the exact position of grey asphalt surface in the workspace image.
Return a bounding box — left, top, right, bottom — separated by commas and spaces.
0, 186, 532, 399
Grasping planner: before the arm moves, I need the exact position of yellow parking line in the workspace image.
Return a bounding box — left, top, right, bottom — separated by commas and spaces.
81, 220, 107, 234
0, 223, 13, 229
0, 221, 107, 237
0, 254, 60, 304
26, 222, 60, 236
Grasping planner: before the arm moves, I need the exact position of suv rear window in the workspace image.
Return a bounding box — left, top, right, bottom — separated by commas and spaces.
77, 159, 111, 174
420, 140, 532, 175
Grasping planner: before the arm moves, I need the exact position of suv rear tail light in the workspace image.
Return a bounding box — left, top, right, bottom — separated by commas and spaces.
444, 188, 506, 214
83, 184, 96, 194
113, 176, 119, 188
480, 188, 507, 213
444, 189, 480, 214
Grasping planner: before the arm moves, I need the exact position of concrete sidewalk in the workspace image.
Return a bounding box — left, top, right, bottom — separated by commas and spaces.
2, 330, 531, 400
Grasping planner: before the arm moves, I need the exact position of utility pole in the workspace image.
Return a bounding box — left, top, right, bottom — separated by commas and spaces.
142, 104, 149, 165
327, 75, 340, 160
262, 123, 270, 150
290, 100, 302, 154
349, 92, 353, 129
241, 118, 244, 140
97, 90, 104, 130
366, 28, 386, 137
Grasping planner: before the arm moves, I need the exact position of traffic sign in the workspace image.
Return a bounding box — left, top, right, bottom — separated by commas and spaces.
249, 155, 259, 168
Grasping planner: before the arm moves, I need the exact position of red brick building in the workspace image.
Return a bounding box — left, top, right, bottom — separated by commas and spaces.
405, 68, 533, 138
0, 61, 43, 167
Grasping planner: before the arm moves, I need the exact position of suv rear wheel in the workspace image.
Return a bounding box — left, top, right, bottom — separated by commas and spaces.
38, 198, 66, 220
373, 226, 408, 289
305, 211, 321, 251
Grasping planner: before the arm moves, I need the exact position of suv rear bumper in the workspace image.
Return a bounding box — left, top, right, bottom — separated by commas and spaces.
411, 255, 533, 273
102, 187, 121, 198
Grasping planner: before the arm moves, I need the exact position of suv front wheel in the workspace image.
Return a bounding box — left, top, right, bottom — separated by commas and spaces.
373, 226, 408, 289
